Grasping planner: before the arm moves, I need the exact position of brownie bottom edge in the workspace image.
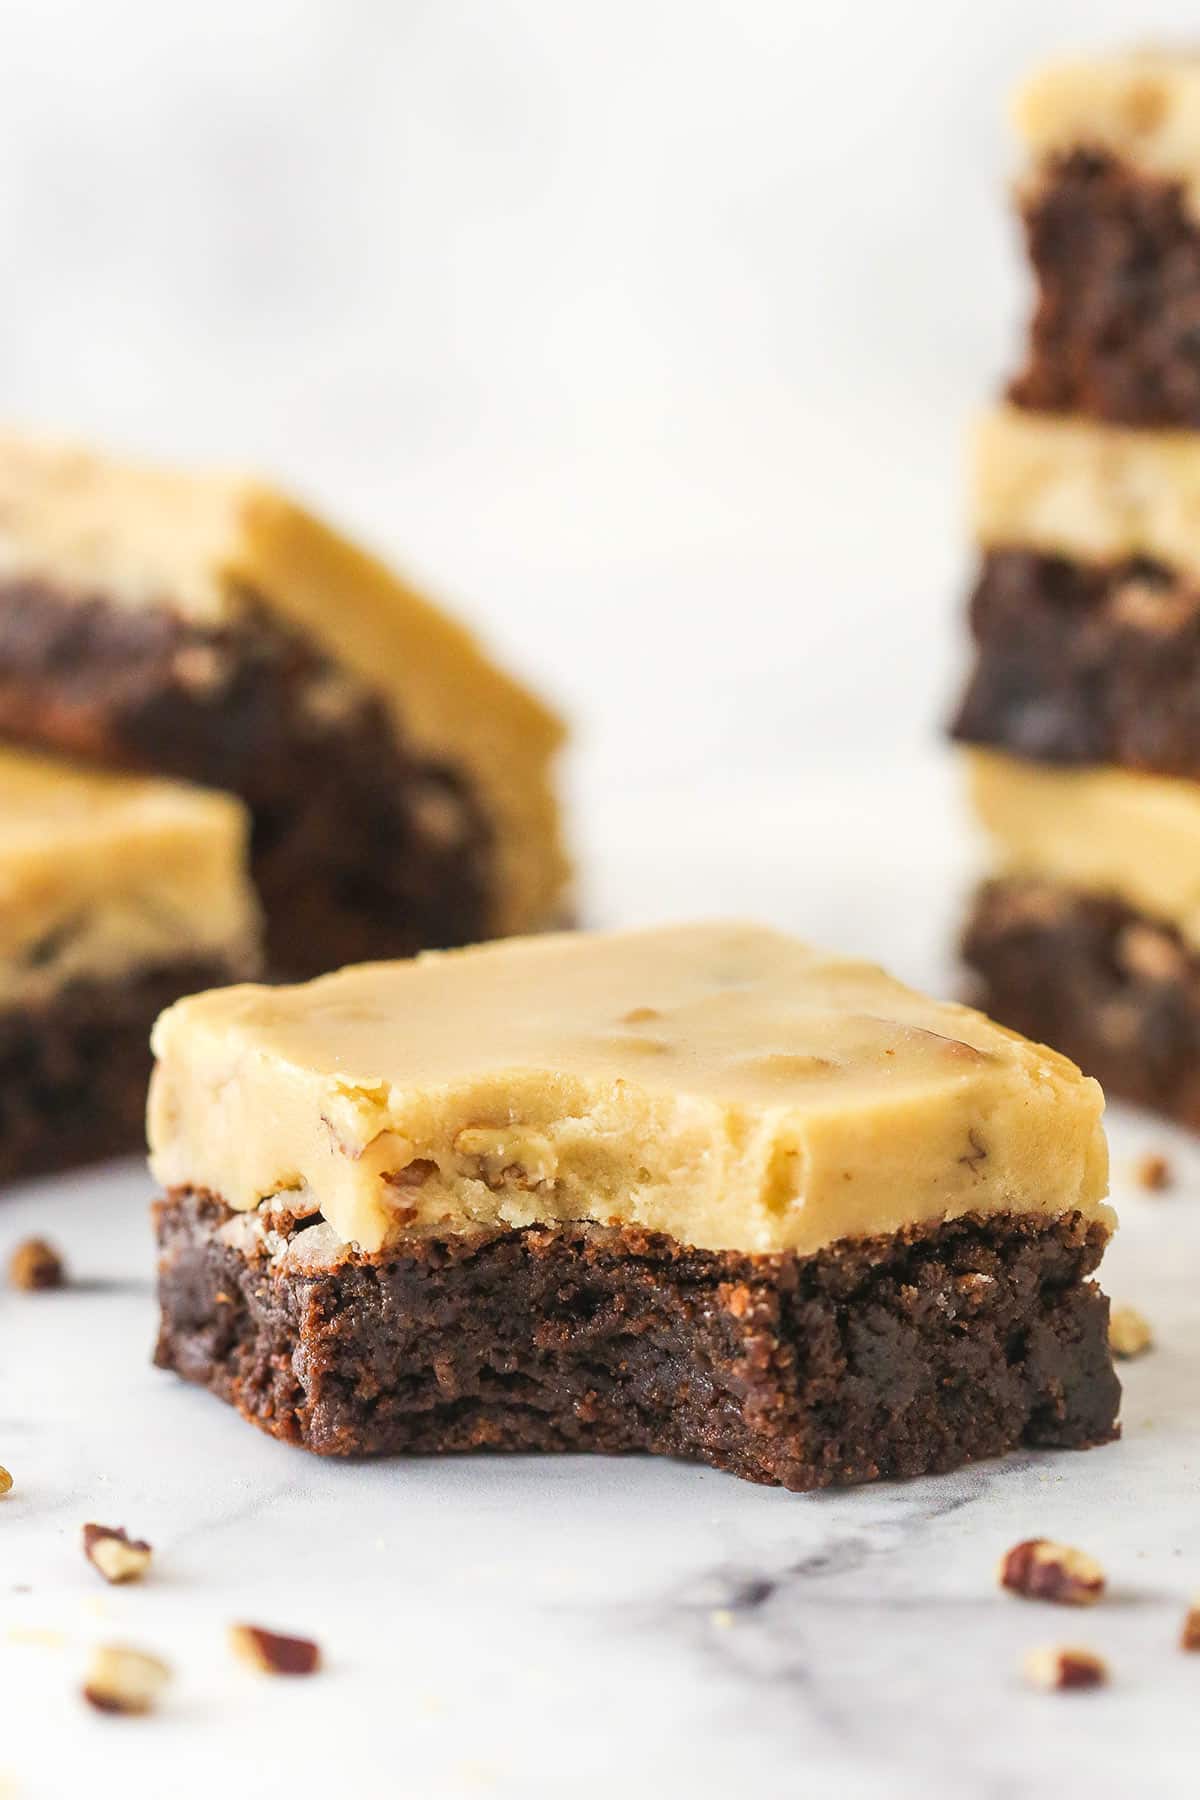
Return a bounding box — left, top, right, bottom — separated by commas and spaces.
153, 1190, 1120, 1492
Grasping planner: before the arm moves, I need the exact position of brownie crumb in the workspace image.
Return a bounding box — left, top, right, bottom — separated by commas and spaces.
229, 1623, 321, 1676
1181, 1605, 1200, 1651
1023, 1645, 1108, 1691
82, 1644, 171, 1714
82, 1524, 152, 1585
998, 1540, 1106, 1606
1109, 1305, 1153, 1360
1133, 1153, 1172, 1193
8, 1237, 64, 1291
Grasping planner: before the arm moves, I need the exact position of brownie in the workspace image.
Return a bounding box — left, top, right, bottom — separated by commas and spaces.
0, 585, 493, 980
951, 547, 1200, 777
147, 922, 1119, 1487
1009, 150, 1200, 429
0, 960, 238, 1184
154, 1190, 1119, 1490
963, 877, 1200, 1127
0, 433, 569, 980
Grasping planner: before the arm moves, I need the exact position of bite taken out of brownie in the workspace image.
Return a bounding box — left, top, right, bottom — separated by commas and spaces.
149, 921, 1120, 1490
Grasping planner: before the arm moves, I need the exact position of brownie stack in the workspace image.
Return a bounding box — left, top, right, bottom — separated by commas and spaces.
951, 50, 1200, 1126
0, 430, 567, 1179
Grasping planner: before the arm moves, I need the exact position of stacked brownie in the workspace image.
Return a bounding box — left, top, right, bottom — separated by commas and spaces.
0, 747, 259, 1180
952, 51, 1200, 1125
0, 431, 567, 1176
150, 921, 1120, 1489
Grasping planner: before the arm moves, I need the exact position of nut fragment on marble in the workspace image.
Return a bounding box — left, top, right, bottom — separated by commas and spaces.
998, 1540, 1106, 1606
1109, 1305, 1153, 1360
82, 1644, 171, 1714
1132, 1152, 1172, 1192
8, 1237, 64, 1291
229, 1623, 321, 1676
82, 1524, 152, 1585
1023, 1645, 1108, 1691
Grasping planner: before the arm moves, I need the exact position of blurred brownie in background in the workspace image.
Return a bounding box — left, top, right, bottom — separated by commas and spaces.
950, 50, 1200, 1124
0, 433, 569, 978
1009, 52, 1200, 429
0, 746, 259, 1181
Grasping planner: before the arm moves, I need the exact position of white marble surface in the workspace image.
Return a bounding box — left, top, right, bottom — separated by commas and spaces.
2, 757, 1198, 1800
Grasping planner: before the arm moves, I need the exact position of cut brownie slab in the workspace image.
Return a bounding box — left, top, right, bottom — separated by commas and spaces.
963, 750, 1200, 1124
149, 922, 1119, 1490
1009, 52, 1200, 427
0, 746, 259, 1181
0, 432, 568, 977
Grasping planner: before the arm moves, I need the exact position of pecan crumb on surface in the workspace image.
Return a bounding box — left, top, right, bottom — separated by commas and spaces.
1133, 1152, 1172, 1192
998, 1540, 1106, 1606
1023, 1645, 1108, 1692
229, 1623, 321, 1676
8, 1237, 64, 1291
82, 1524, 152, 1585
1180, 1604, 1200, 1651
82, 1644, 171, 1714
1109, 1304, 1154, 1360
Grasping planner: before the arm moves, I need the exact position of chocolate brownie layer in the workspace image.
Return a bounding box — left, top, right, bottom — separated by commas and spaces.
154, 1190, 1119, 1490
0, 585, 493, 978
1009, 151, 1200, 428
951, 548, 1200, 776
964, 877, 1200, 1127
0, 961, 236, 1185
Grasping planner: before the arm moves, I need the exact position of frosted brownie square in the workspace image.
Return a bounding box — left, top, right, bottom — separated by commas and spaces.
0, 431, 567, 977
0, 746, 259, 1181
1009, 51, 1200, 426
149, 922, 1119, 1490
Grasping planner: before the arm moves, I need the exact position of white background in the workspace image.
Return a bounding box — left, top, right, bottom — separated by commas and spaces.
0, 0, 1195, 808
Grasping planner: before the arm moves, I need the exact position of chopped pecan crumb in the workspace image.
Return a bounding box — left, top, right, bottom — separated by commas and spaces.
8, 1237, 64, 1291
0, 1467, 12, 1497
998, 1540, 1106, 1606
1181, 1604, 1200, 1651
1133, 1152, 1172, 1192
1023, 1645, 1108, 1691
229, 1623, 321, 1676
1109, 1305, 1153, 1360
385, 1159, 438, 1190
82, 1644, 171, 1714
82, 1524, 152, 1585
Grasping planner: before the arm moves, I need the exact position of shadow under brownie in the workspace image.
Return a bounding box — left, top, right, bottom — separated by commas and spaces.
147, 921, 1120, 1489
